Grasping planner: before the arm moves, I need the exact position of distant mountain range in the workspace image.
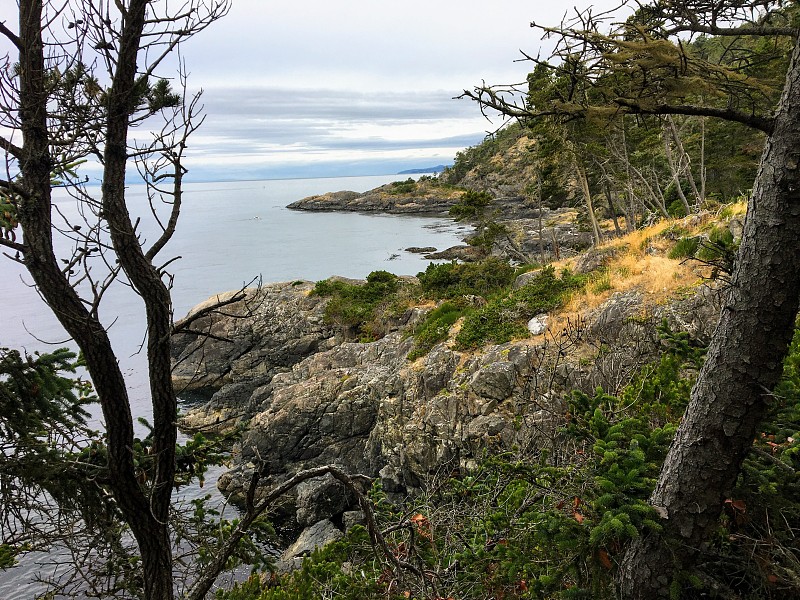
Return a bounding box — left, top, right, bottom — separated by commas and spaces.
397, 165, 450, 175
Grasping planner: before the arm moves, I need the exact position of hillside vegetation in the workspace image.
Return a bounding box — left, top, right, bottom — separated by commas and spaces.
208, 199, 800, 600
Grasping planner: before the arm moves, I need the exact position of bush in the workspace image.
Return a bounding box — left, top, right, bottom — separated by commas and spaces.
668, 236, 700, 260
387, 178, 417, 195
449, 190, 493, 221
455, 267, 584, 349
408, 301, 466, 360
696, 225, 738, 278
312, 271, 401, 341
418, 258, 515, 300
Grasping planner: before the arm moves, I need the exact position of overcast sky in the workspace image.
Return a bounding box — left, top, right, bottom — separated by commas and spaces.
0, 1, 623, 181
168, 0, 624, 181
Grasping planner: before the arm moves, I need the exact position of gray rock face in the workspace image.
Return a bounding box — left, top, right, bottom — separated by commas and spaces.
423, 245, 485, 261
171, 281, 336, 431
574, 245, 624, 275
287, 188, 455, 215
295, 475, 356, 527
282, 519, 343, 560
174, 279, 721, 530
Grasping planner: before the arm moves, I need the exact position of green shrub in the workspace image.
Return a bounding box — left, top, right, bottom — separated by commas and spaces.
449, 190, 493, 221
408, 301, 466, 360
467, 220, 508, 250
417, 258, 515, 299
387, 178, 417, 195
667, 198, 688, 218
668, 236, 700, 260
455, 267, 585, 349
312, 271, 400, 341
696, 225, 738, 278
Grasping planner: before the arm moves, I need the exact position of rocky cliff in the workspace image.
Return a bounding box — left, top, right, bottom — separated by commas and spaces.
171, 216, 733, 546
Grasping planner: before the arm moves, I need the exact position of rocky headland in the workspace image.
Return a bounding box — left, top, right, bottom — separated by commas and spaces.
288, 176, 597, 264
171, 210, 741, 559
286, 179, 462, 216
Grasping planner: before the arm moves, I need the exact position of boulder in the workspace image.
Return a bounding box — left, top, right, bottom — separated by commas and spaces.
527, 314, 548, 336
282, 519, 343, 561
295, 474, 357, 528
573, 245, 624, 274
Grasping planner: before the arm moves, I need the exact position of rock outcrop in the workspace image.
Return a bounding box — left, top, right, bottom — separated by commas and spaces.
287, 183, 460, 215
173, 273, 723, 542
171, 281, 336, 432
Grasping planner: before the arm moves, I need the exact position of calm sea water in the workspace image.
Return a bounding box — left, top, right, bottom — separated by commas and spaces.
3, 174, 468, 413
0, 174, 468, 598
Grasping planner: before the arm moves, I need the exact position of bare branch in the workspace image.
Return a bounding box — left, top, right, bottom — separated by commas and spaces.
0, 237, 25, 253
0, 20, 21, 49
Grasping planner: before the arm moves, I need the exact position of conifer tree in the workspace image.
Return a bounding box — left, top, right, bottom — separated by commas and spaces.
464, 1, 800, 596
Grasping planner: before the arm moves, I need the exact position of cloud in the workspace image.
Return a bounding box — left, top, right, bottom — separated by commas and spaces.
169, 0, 623, 179
1, 1, 622, 180
181, 86, 494, 179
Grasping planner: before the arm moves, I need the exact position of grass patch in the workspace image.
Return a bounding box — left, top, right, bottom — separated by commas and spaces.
408, 301, 467, 360
589, 270, 613, 294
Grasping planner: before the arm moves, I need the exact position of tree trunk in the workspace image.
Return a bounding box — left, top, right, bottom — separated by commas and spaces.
666, 115, 703, 211
575, 160, 602, 245
537, 171, 546, 262
662, 119, 693, 216
618, 36, 800, 598
101, 2, 177, 598
16, 2, 176, 599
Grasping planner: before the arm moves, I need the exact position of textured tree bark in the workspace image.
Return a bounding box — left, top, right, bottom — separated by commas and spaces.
99, 2, 177, 598
618, 35, 800, 598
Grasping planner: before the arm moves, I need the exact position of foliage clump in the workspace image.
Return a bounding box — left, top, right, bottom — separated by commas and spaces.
417, 258, 515, 299
667, 236, 701, 260
408, 258, 519, 357
407, 300, 466, 360
455, 266, 585, 349
449, 189, 493, 221
313, 271, 402, 341
386, 178, 417, 195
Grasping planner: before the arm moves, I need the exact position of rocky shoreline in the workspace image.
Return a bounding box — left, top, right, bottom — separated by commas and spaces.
171, 259, 723, 563
288, 180, 598, 264
172, 179, 736, 564
286, 181, 459, 215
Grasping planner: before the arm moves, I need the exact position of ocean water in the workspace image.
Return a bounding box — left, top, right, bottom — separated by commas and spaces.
3, 174, 468, 412
0, 174, 469, 598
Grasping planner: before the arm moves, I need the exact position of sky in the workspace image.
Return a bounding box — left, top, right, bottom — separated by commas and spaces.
0, 0, 625, 181
169, 0, 624, 181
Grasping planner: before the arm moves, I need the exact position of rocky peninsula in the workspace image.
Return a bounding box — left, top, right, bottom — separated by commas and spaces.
171, 205, 740, 559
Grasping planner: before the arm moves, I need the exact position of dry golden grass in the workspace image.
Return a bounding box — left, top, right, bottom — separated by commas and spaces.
412, 208, 739, 352
545, 209, 579, 227
554, 215, 716, 320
